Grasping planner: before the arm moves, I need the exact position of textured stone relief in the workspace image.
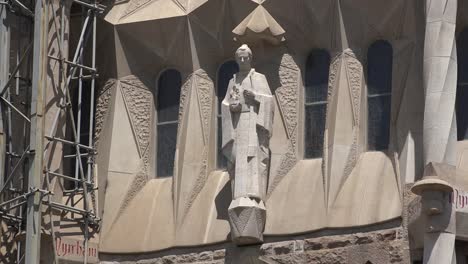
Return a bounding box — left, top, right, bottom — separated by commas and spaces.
334, 133, 360, 204
327, 55, 341, 102
94, 78, 116, 148
180, 148, 208, 223
343, 50, 362, 125
267, 142, 298, 198
279, 53, 299, 72
178, 74, 192, 132
266, 53, 300, 196
195, 70, 213, 144
275, 63, 299, 144
113, 159, 149, 227
107, 75, 153, 229
120, 75, 153, 158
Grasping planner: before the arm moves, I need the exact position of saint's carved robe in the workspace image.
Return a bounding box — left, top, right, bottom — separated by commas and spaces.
221, 69, 274, 200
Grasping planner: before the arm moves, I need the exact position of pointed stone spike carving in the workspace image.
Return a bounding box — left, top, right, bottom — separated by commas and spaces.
232, 5, 285, 44
325, 50, 363, 208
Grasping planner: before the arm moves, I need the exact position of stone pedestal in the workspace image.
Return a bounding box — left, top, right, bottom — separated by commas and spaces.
228, 197, 266, 245
411, 175, 455, 264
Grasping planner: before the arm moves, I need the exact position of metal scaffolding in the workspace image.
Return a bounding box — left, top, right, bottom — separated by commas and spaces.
0, 0, 104, 262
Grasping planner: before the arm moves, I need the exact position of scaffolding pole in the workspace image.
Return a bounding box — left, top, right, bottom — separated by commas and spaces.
0, 0, 9, 189
0, 0, 103, 262
24, 0, 47, 262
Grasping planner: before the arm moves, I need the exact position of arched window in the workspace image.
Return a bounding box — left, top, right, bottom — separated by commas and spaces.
304, 49, 330, 158
457, 28, 468, 141
156, 69, 181, 177
367, 40, 393, 151
216, 61, 239, 169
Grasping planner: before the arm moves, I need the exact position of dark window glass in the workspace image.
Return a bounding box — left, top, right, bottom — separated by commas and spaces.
216, 61, 238, 169
65, 80, 96, 190
367, 40, 393, 151
457, 28, 468, 141
156, 69, 181, 177
304, 50, 330, 159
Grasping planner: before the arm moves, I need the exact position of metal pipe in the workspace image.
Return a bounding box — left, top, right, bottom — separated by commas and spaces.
5, 200, 26, 211
44, 11, 91, 151
0, 96, 31, 122
0, 211, 24, 222
46, 170, 93, 185
45, 136, 95, 151
75, 7, 85, 185
47, 201, 90, 215
48, 55, 97, 72
0, 145, 29, 195
0, 43, 32, 97
64, 153, 91, 158
85, 11, 98, 263
0, 0, 10, 193
0, 194, 26, 207
11, 0, 34, 17
88, 9, 97, 186
71, 0, 104, 12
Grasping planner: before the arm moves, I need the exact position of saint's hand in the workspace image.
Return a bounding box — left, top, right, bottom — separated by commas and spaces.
230, 103, 241, 113
243, 89, 255, 101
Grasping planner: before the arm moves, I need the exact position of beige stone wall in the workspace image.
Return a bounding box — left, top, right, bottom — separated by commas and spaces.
100, 227, 409, 263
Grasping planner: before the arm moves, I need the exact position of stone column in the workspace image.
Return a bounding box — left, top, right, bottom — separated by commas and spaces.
420, 1, 458, 262
422, 0, 458, 166
412, 176, 456, 264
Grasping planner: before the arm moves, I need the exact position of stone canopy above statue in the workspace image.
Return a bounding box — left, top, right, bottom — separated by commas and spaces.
232, 5, 286, 45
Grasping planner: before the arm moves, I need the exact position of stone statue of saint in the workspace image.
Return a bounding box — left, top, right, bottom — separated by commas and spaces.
221, 44, 274, 245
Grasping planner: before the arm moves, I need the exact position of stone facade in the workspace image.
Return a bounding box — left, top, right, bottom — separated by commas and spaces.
100, 228, 409, 264
79, 0, 468, 263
